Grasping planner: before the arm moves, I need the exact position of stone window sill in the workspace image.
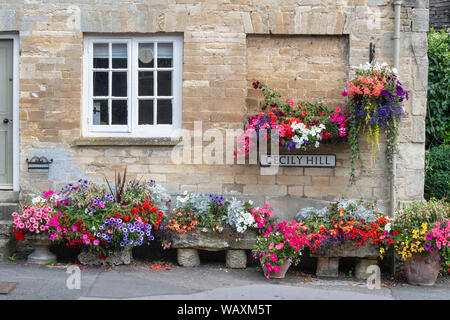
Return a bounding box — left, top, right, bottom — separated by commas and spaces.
73, 137, 182, 147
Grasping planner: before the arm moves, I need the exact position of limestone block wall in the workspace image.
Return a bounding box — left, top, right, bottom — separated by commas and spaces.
429, 0, 450, 29
0, 0, 429, 220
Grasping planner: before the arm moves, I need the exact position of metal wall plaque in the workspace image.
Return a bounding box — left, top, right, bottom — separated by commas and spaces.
260, 154, 336, 167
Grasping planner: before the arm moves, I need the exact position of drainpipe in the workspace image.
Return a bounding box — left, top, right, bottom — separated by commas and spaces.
390, 0, 402, 217
390, 0, 402, 276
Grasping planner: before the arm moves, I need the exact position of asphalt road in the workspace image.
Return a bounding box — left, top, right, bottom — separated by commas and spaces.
0, 261, 449, 300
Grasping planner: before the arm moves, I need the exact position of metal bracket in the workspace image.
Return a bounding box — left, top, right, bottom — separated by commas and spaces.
26, 156, 53, 172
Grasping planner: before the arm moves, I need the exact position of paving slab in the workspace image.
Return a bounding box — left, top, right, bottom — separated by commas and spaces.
0, 261, 448, 300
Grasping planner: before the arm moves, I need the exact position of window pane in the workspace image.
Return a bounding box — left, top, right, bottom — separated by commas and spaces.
138, 43, 154, 68
93, 99, 109, 125
112, 72, 127, 97
157, 71, 172, 96
111, 100, 128, 125
157, 43, 173, 68
93, 72, 108, 96
139, 71, 154, 96
138, 100, 154, 125
157, 100, 172, 124
93, 43, 109, 68
112, 43, 127, 69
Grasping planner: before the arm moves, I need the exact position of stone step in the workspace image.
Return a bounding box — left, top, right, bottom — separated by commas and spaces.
0, 220, 13, 238
0, 191, 19, 203
0, 203, 18, 220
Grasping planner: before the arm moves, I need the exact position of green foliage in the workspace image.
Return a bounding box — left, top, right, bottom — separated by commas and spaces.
425, 144, 450, 201
427, 28, 450, 148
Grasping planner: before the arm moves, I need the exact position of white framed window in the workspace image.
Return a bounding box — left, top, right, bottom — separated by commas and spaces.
83, 35, 183, 138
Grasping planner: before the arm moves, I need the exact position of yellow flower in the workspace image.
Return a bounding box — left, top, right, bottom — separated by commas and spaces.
421, 222, 427, 230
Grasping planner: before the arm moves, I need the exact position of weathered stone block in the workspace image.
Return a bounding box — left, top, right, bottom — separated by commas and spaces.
226, 249, 247, 269
78, 248, 132, 266
0, 238, 13, 262
310, 242, 380, 259
411, 8, 429, 32
177, 248, 200, 267
355, 258, 379, 280
316, 257, 339, 277
171, 228, 257, 250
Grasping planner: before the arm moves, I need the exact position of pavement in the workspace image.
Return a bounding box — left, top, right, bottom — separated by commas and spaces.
0, 260, 449, 300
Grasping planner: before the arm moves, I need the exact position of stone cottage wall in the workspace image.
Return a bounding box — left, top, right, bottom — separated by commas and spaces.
0, 0, 429, 220
429, 0, 450, 29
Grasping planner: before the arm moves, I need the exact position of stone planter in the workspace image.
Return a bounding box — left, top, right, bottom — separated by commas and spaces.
260, 259, 291, 279
26, 233, 56, 265
404, 253, 441, 286
171, 228, 257, 268
78, 248, 133, 266
311, 242, 379, 279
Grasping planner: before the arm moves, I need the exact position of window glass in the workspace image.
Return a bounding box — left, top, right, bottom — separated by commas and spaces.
138, 71, 154, 96
93, 72, 108, 96
93, 43, 108, 68
111, 100, 128, 125
112, 72, 127, 97
157, 43, 173, 68
157, 71, 172, 96
157, 100, 172, 125
138, 100, 154, 125
112, 44, 127, 69
92, 100, 109, 125
138, 43, 154, 68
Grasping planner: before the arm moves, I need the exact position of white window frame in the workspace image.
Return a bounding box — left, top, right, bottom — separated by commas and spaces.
82, 35, 183, 138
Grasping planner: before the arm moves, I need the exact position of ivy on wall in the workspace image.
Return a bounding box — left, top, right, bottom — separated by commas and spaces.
426, 28, 449, 148
425, 28, 449, 201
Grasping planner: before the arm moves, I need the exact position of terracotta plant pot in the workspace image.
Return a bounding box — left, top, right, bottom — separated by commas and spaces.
260, 259, 291, 279
26, 233, 56, 265
404, 253, 441, 286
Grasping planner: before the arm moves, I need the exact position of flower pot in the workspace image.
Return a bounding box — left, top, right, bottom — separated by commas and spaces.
26, 233, 56, 265
260, 259, 291, 279
404, 253, 441, 286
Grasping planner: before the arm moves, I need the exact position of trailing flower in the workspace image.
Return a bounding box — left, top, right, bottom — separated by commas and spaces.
11, 196, 55, 241
164, 192, 278, 240
250, 203, 276, 232
295, 198, 390, 255
45, 178, 167, 256
380, 199, 450, 273
252, 221, 309, 279
343, 62, 408, 183
236, 81, 349, 158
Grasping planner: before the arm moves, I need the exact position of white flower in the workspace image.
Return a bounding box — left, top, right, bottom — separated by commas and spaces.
32, 196, 45, 204
384, 223, 391, 232
315, 141, 320, 148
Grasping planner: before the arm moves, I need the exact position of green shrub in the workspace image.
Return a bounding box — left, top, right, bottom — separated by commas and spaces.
425, 144, 450, 201
426, 28, 450, 148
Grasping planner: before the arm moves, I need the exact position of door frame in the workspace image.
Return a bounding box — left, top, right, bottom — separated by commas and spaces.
0, 34, 19, 192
